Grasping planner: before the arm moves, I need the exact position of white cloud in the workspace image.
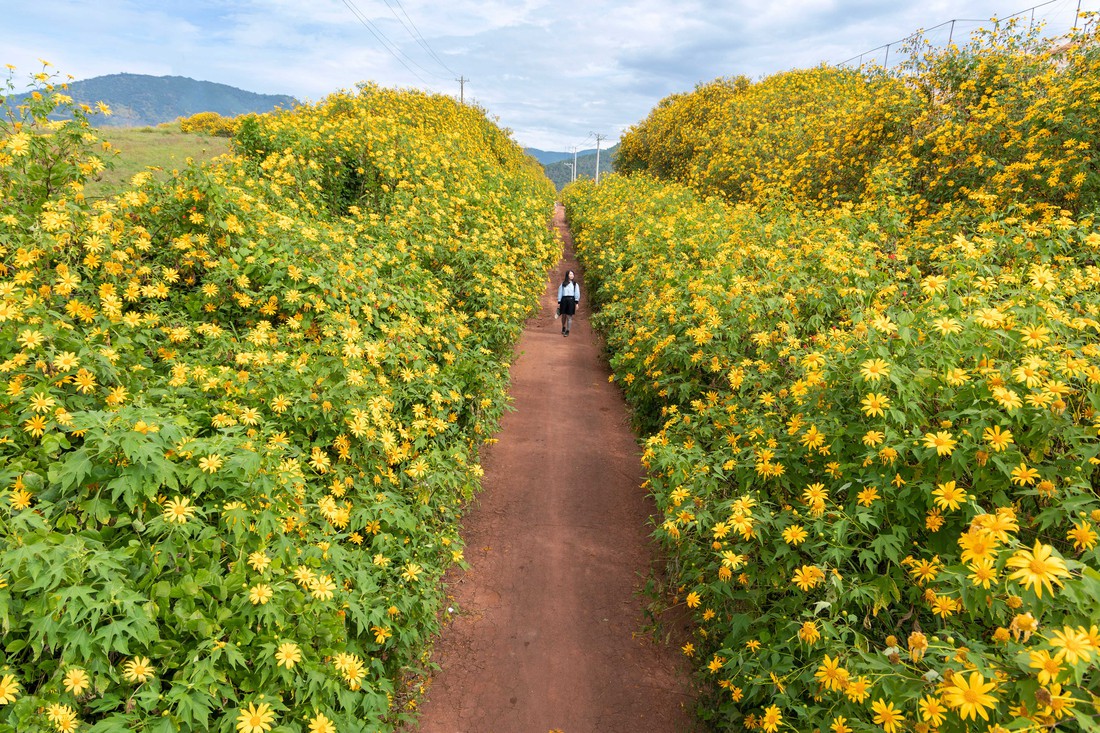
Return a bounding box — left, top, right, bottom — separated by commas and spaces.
1, 0, 1091, 149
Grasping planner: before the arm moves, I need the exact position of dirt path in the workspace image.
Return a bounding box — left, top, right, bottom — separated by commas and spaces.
414, 204, 696, 733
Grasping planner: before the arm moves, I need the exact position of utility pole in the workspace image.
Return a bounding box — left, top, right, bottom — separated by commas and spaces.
592, 133, 607, 184
571, 146, 577, 183
456, 76, 468, 103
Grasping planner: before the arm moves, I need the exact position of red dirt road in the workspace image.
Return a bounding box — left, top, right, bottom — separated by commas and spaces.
414, 205, 696, 733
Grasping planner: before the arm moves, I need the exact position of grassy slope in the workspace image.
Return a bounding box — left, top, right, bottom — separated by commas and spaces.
86, 126, 231, 197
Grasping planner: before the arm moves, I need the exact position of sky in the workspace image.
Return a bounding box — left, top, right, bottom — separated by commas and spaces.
1, 0, 1092, 151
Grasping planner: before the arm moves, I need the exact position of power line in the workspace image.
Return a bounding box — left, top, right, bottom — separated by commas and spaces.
383, 0, 459, 77
340, 0, 454, 87
837, 0, 1090, 68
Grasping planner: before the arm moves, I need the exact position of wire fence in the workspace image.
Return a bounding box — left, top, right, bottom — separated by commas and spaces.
837, 0, 1094, 70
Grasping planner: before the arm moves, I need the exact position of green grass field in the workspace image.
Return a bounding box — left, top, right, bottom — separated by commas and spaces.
86, 126, 232, 198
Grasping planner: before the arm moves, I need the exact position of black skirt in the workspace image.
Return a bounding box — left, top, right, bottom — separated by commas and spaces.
559, 295, 576, 316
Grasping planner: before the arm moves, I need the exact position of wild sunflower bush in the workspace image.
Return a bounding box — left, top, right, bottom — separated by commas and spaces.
566, 170, 1100, 732
0, 68, 556, 732
178, 112, 239, 138
618, 20, 1100, 228
565, 19, 1100, 733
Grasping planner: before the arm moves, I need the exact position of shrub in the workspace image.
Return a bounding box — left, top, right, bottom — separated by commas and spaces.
179, 111, 239, 137
565, 167, 1100, 729
0, 68, 556, 732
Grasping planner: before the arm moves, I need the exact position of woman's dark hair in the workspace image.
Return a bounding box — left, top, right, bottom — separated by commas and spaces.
561, 270, 575, 287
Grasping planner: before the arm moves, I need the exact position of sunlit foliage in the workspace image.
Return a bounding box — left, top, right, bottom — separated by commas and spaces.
567, 16, 1100, 733
0, 65, 556, 732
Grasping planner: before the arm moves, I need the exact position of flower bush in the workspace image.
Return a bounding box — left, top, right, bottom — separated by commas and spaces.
178, 111, 240, 137
1, 66, 556, 732
565, 18, 1100, 733
617, 19, 1100, 227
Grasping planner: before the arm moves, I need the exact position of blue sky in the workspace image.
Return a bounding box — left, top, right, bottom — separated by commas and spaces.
2, 0, 1091, 150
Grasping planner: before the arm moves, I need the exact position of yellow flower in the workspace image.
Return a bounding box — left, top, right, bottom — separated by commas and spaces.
856, 486, 879, 506
792, 619, 821, 648
908, 631, 928, 660
275, 641, 301, 669
308, 713, 336, 733
28, 392, 56, 413
1067, 520, 1098, 552
1028, 649, 1064, 685
861, 392, 890, 417
967, 557, 998, 588
781, 524, 808, 545
1018, 324, 1050, 348
9, 487, 32, 510
802, 482, 828, 507
933, 317, 962, 335
760, 704, 782, 733
309, 574, 336, 601
982, 425, 1013, 452
845, 675, 871, 703
907, 557, 940, 584
1005, 540, 1071, 598
1047, 626, 1094, 666
17, 329, 45, 349
6, 132, 31, 157
932, 480, 966, 511
862, 430, 885, 446
992, 387, 1022, 411
237, 702, 276, 733
249, 584, 274, 605
199, 454, 224, 473
401, 562, 422, 582
814, 654, 849, 691
23, 415, 48, 438
162, 496, 196, 524
122, 656, 155, 683
1009, 462, 1039, 486
372, 625, 393, 644
792, 565, 825, 591
930, 594, 957, 618
1010, 611, 1039, 641
860, 358, 891, 382
870, 698, 904, 732
922, 430, 956, 456
47, 703, 79, 733
1040, 682, 1075, 719
685, 591, 701, 608
918, 694, 946, 726
943, 671, 998, 721
248, 551, 272, 573
0, 673, 19, 704
63, 667, 90, 696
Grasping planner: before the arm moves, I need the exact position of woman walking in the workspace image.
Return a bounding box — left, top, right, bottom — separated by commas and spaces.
557, 270, 580, 336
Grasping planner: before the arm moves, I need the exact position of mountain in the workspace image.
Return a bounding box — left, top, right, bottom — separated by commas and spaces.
543, 144, 618, 190
6, 73, 297, 127
524, 146, 601, 165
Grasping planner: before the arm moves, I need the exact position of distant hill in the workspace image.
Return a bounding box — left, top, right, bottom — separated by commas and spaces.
524, 146, 600, 165
543, 144, 618, 190
6, 73, 297, 127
